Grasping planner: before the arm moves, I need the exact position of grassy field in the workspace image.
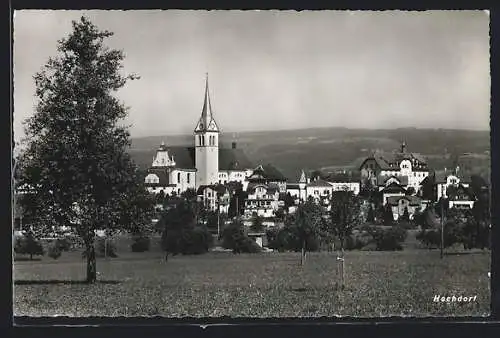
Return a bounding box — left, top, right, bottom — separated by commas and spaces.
14, 246, 490, 318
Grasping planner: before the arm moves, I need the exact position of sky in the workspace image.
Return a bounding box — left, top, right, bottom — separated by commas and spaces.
13, 10, 490, 143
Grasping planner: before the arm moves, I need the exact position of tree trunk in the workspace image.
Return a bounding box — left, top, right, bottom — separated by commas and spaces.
86, 243, 97, 284
337, 237, 345, 290
301, 239, 306, 266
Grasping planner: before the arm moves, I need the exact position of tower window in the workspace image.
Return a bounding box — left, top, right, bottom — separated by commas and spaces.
187, 173, 190, 184
177, 173, 181, 183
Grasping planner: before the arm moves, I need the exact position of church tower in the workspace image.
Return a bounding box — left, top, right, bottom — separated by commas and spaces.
194, 74, 220, 188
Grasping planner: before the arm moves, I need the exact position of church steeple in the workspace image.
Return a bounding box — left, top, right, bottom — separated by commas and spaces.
195, 73, 219, 133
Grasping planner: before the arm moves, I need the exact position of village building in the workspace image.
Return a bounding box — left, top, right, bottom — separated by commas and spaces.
246, 164, 288, 193
386, 195, 423, 220
420, 169, 476, 209
325, 172, 361, 195
144, 75, 254, 198
244, 182, 281, 219
306, 178, 333, 206
196, 184, 231, 213
286, 169, 309, 203
359, 141, 430, 192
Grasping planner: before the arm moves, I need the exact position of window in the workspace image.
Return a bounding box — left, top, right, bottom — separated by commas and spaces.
187, 173, 190, 184
177, 173, 181, 182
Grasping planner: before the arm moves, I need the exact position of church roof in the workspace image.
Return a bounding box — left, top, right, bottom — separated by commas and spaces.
150, 146, 253, 171
219, 148, 254, 171
194, 74, 220, 133
146, 168, 175, 187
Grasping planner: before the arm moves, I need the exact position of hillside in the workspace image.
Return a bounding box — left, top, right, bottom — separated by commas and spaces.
129, 127, 490, 182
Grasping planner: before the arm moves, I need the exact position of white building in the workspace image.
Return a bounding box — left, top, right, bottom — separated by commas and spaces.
144, 75, 254, 197
306, 179, 333, 202
359, 141, 430, 192
244, 183, 280, 218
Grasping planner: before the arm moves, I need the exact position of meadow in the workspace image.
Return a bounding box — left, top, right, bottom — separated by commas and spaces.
14, 244, 490, 318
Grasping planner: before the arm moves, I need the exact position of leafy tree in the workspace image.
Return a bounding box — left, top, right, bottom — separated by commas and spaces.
47, 243, 62, 259
366, 204, 375, 223
283, 192, 295, 211
320, 190, 363, 288
274, 207, 286, 222
159, 197, 213, 257
289, 199, 324, 265
383, 204, 395, 227
370, 226, 407, 251
250, 212, 265, 233
18, 17, 154, 282
14, 231, 44, 260
221, 219, 261, 253
401, 206, 410, 222
131, 234, 150, 252
227, 186, 247, 219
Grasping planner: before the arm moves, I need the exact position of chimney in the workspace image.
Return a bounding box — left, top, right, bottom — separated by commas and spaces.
232, 141, 237, 149
401, 141, 407, 153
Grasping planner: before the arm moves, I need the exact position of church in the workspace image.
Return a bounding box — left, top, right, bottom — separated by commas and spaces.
144, 75, 254, 197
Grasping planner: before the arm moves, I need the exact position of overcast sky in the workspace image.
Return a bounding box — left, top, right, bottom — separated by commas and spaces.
13, 10, 490, 142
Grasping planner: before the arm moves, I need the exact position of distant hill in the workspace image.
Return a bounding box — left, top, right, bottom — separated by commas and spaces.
129, 127, 490, 182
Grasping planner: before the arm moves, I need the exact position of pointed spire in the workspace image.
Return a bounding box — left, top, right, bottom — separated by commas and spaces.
299, 169, 307, 183
195, 73, 219, 133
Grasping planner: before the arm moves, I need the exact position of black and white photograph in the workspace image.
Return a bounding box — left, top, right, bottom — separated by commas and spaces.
12, 10, 491, 318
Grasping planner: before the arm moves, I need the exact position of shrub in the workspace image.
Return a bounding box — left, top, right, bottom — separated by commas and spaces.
371, 226, 407, 251
14, 232, 44, 260
221, 220, 261, 253
180, 225, 213, 255
131, 235, 151, 252
398, 220, 416, 230
345, 231, 373, 250
55, 237, 71, 252
266, 226, 319, 253
47, 243, 62, 259
416, 229, 441, 249
162, 225, 213, 256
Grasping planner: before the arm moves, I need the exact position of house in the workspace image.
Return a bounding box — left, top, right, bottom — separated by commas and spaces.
386, 195, 423, 221
359, 141, 429, 192
306, 179, 333, 205
244, 182, 280, 218
286, 169, 309, 203
246, 164, 288, 193
325, 172, 361, 195
377, 175, 409, 205
144, 75, 254, 200
432, 169, 471, 200
446, 183, 477, 210
196, 184, 231, 213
